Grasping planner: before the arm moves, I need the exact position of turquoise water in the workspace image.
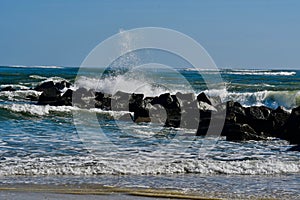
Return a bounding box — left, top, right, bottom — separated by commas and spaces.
0, 65, 299, 199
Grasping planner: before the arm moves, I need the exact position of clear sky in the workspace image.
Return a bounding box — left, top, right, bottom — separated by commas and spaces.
0, 0, 300, 69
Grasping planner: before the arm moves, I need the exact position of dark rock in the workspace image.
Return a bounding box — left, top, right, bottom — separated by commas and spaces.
176, 93, 199, 129
281, 106, 300, 144
54, 81, 71, 90
269, 106, 290, 137
111, 91, 131, 111
149, 96, 160, 105
74, 88, 94, 98
225, 101, 247, 124
158, 93, 174, 106
245, 106, 268, 120
129, 93, 150, 122
176, 92, 195, 106
197, 92, 211, 105
223, 123, 266, 141
95, 92, 104, 101
287, 145, 300, 151
129, 93, 144, 112
35, 80, 71, 92
1, 86, 16, 92
60, 89, 73, 106
143, 93, 181, 127
37, 87, 62, 106
71, 88, 96, 108
244, 106, 273, 135
196, 101, 218, 136
158, 93, 181, 127
26, 94, 39, 101
34, 81, 55, 92
94, 92, 111, 110
147, 103, 167, 125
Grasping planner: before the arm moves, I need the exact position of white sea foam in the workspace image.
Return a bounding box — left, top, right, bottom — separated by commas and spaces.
198, 87, 300, 109
183, 68, 221, 74
0, 84, 30, 90
75, 75, 171, 96
29, 75, 48, 80
8, 65, 63, 69
41, 76, 68, 84
225, 90, 300, 109
0, 104, 78, 116
0, 90, 41, 101
0, 156, 299, 176
226, 71, 296, 76
0, 103, 131, 117
88, 108, 131, 119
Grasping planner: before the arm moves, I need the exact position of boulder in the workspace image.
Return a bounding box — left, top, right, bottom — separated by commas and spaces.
111, 91, 131, 111
60, 89, 73, 106
72, 88, 95, 108
129, 93, 150, 122
147, 103, 167, 125
176, 92, 195, 107
54, 81, 71, 90
197, 92, 212, 105
281, 106, 300, 144
176, 92, 199, 129
94, 92, 111, 110
244, 106, 273, 135
269, 106, 290, 137
158, 93, 181, 127
37, 87, 62, 106
34, 81, 55, 92
196, 101, 218, 136
1, 86, 16, 92
287, 145, 300, 151
223, 123, 266, 141
225, 101, 247, 124
35, 80, 71, 92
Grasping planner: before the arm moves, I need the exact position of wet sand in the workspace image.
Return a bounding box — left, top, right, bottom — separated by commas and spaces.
0, 184, 221, 200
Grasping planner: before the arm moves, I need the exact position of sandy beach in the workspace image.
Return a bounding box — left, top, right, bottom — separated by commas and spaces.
0, 184, 221, 200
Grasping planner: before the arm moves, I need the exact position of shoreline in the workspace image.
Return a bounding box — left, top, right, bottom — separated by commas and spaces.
0, 184, 221, 200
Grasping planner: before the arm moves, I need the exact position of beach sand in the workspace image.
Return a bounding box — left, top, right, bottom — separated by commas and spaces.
0, 184, 221, 200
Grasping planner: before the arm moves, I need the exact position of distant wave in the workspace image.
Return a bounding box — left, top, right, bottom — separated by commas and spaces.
226, 71, 296, 76
182, 68, 297, 76
182, 68, 221, 75
6, 65, 64, 69
183, 68, 219, 72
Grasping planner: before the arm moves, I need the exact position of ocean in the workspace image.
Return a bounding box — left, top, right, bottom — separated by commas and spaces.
0, 65, 299, 199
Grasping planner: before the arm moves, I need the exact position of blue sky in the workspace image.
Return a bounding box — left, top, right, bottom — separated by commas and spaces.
0, 0, 300, 69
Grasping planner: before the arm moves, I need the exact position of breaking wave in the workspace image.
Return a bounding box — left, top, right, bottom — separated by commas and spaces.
0, 156, 299, 176
0, 103, 130, 118
226, 70, 296, 76
226, 90, 300, 109
75, 75, 177, 96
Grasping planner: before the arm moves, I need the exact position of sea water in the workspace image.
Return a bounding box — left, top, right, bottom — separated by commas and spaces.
0, 65, 299, 199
